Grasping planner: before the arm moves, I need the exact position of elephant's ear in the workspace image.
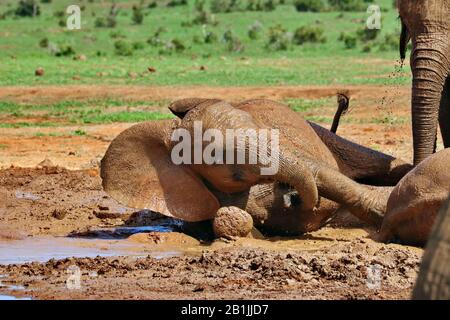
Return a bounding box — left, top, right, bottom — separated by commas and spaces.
100, 120, 220, 222
169, 98, 222, 119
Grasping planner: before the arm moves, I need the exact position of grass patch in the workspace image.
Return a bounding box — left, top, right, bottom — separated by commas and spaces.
285, 97, 334, 112
0, 0, 410, 86
77, 111, 174, 124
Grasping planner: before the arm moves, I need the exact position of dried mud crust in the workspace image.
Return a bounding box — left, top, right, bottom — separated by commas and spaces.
0, 243, 421, 300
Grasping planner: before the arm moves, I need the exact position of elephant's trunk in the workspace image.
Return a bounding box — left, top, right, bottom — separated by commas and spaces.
273, 153, 390, 227
411, 35, 450, 165
272, 153, 319, 213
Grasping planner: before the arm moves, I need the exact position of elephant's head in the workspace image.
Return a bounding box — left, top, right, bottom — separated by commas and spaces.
101, 99, 319, 223
168, 98, 319, 213
398, 0, 450, 165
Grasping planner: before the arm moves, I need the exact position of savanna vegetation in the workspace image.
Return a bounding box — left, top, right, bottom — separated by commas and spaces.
0, 0, 409, 87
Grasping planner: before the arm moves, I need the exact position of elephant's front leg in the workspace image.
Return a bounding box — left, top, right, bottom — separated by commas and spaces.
212, 206, 255, 239
439, 76, 450, 148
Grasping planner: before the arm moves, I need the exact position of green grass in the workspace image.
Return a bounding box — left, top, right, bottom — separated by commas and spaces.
285, 97, 334, 112
0, 97, 174, 126
0, 0, 410, 86
77, 110, 173, 123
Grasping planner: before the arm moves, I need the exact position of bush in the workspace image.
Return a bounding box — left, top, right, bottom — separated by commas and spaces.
166, 0, 188, 7
223, 30, 244, 52
293, 25, 326, 45
41, 0, 52, 3
53, 10, 64, 18
15, 0, 40, 17
132, 41, 145, 50
95, 4, 118, 28
246, 0, 278, 11
190, 0, 217, 26
114, 40, 133, 56
328, 0, 368, 11
204, 31, 218, 43
356, 27, 379, 42
339, 32, 357, 49
294, 0, 326, 12
377, 32, 398, 51
210, 0, 242, 13
266, 25, 292, 51
39, 37, 49, 48
147, 27, 166, 46
159, 38, 186, 54
55, 45, 76, 57
248, 21, 263, 40
132, 5, 144, 25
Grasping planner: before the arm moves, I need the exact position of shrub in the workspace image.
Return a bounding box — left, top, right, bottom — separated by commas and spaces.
266, 25, 292, 51
248, 21, 263, 40
210, 0, 242, 13
159, 38, 186, 54
41, 0, 52, 3
377, 32, 398, 51
190, 0, 217, 26
328, 0, 368, 11
247, 0, 279, 11
223, 30, 244, 52
109, 30, 126, 39
204, 31, 218, 43
15, 0, 40, 17
132, 5, 144, 25
148, 1, 158, 8
147, 27, 166, 46
39, 37, 49, 48
339, 32, 357, 49
53, 10, 64, 18
293, 25, 326, 45
114, 40, 133, 56
166, 0, 188, 7
55, 45, 76, 57
356, 27, 379, 42
294, 0, 326, 12
133, 41, 145, 50
96, 4, 118, 28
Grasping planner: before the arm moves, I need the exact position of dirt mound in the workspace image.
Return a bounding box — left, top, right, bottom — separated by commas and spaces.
0, 166, 133, 236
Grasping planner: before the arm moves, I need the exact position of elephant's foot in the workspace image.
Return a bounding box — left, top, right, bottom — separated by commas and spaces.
315, 164, 393, 227
346, 186, 393, 227
213, 206, 254, 239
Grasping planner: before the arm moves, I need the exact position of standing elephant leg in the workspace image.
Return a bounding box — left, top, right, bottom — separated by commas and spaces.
413, 196, 450, 300
439, 76, 450, 148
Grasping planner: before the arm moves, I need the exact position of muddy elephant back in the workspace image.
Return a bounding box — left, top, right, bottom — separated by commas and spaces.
236, 99, 338, 168
380, 149, 450, 245
413, 196, 450, 300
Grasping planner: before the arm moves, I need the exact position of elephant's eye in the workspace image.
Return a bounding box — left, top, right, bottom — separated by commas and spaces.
283, 191, 301, 208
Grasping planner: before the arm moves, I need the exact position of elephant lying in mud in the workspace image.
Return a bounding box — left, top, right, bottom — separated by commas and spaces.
413, 195, 450, 300
101, 98, 412, 238
378, 149, 450, 246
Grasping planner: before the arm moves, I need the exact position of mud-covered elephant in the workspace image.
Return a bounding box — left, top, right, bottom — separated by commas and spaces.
412, 195, 450, 299
379, 148, 450, 246
101, 98, 411, 237
398, 0, 450, 165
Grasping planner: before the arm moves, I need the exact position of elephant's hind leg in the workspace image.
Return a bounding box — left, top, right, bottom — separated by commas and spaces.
439, 76, 450, 148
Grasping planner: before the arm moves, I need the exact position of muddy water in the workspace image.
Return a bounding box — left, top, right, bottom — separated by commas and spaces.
0, 235, 183, 265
